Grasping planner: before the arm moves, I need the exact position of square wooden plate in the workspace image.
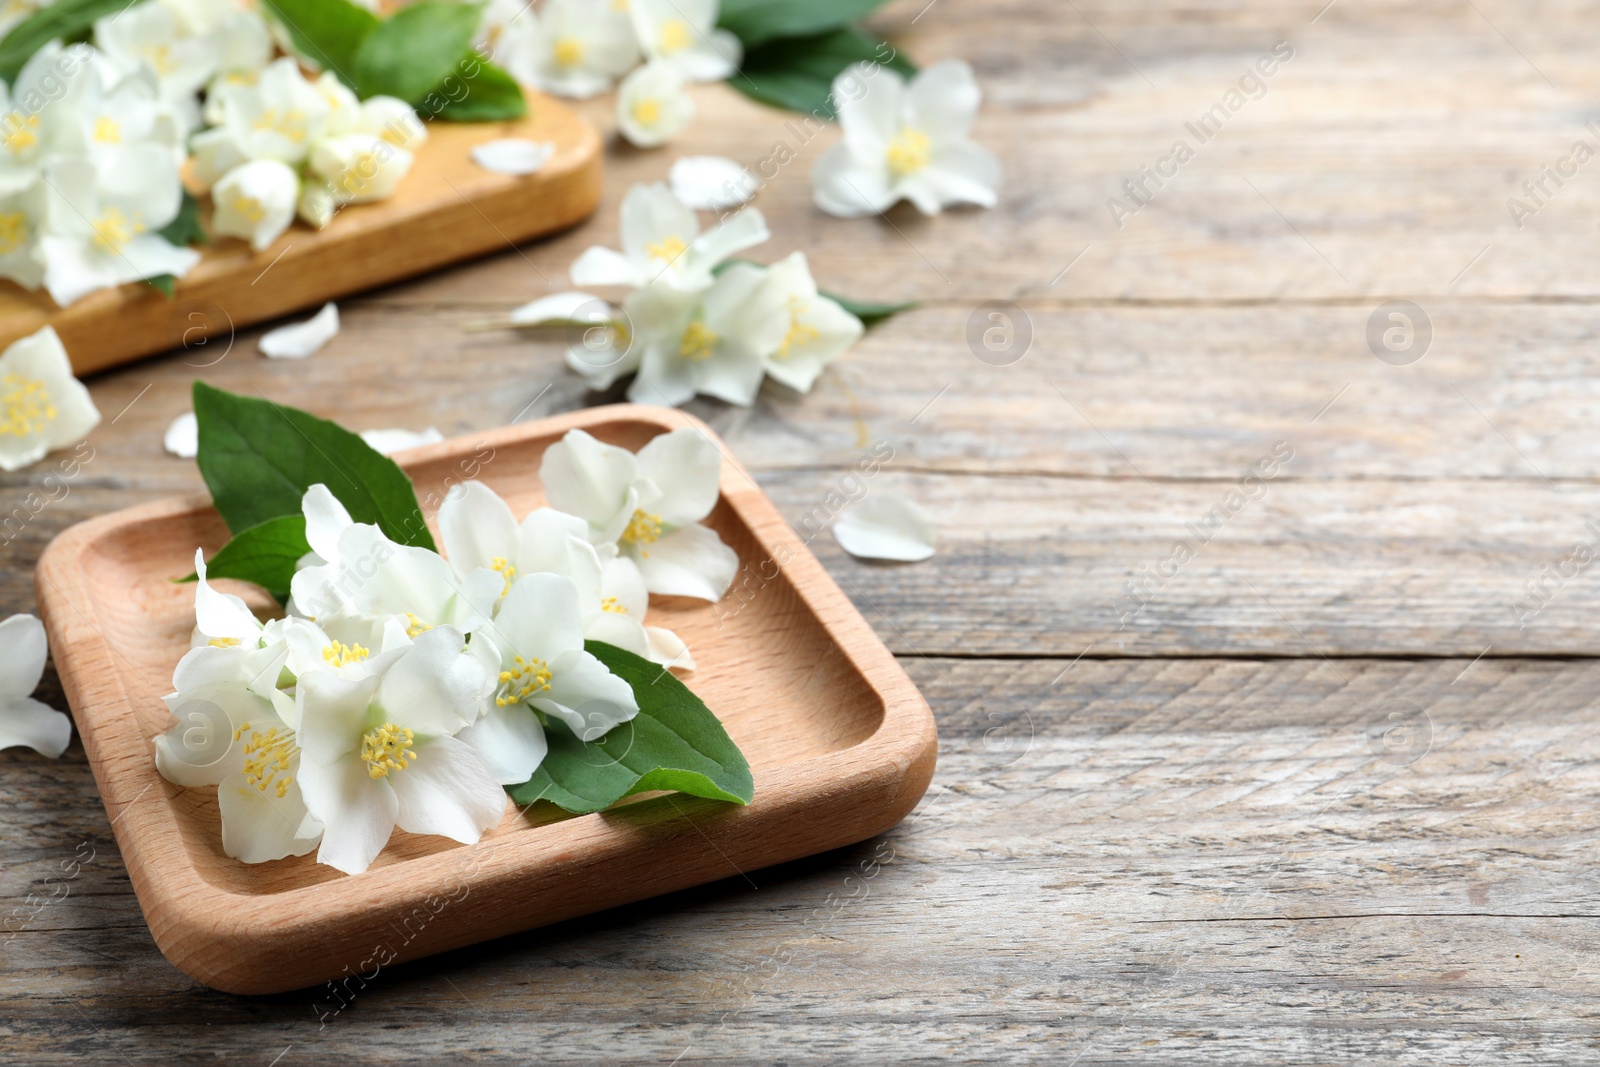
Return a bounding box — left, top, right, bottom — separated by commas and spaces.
34, 404, 938, 995
2, 87, 602, 377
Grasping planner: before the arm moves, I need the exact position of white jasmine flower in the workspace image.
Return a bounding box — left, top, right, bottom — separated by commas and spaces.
211, 159, 298, 252
461, 572, 638, 784
832, 492, 936, 561
742, 251, 863, 393
629, 0, 741, 82
163, 410, 197, 457
359, 426, 443, 454
63, 60, 178, 166
0, 181, 46, 289
438, 482, 686, 664
38, 148, 200, 307
570, 181, 769, 292
296, 179, 336, 229
207, 56, 332, 165
93, 1, 216, 105
812, 59, 1001, 217
0, 614, 72, 758
515, 0, 638, 98
669, 155, 758, 210
310, 133, 413, 205
296, 626, 504, 875
314, 71, 366, 137
540, 427, 737, 601
623, 263, 769, 406
153, 644, 319, 863
616, 61, 693, 148
289, 521, 503, 634
0, 45, 91, 196
0, 326, 100, 472
208, 5, 275, 78
188, 126, 249, 190
475, 0, 537, 76
471, 138, 554, 176
357, 95, 427, 151
259, 302, 338, 358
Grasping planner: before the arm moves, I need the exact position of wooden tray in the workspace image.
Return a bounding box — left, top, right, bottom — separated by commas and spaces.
34, 405, 938, 995
6, 88, 602, 377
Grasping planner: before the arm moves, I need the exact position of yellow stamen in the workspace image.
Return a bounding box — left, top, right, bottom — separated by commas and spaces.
92, 116, 120, 144
0, 111, 37, 153
678, 319, 717, 362
254, 107, 309, 143
228, 192, 266, 224
774, 295, 821, 361
403, 613, 431, 639
494, 655, 553, 706
491, 556, 517, 597
630, 97, 662, 128
658, 19, 691, 53
600, 596, 627, 614
0, 211, 27, 256
885, 127, 932, 179
619, 509, 662, 557
207, 637, 241, 649
359, 722, 416, 779
145, 43, 178, 76
91, 206, 144, 254
238, 722, 298, 798
321, 641, 369, 668
553, 36, 585, 67
644, 234, 686, 263
0, 372, 54, 437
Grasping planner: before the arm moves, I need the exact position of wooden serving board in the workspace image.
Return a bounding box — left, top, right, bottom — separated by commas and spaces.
33, 404, 938, 995
5, 88, 602, 377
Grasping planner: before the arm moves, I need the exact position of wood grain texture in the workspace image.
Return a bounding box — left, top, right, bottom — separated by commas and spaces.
31, 405, 936, 994
2, 88, 602, 376
4, 657, 1598, 1063
2, 0, 1600, 1057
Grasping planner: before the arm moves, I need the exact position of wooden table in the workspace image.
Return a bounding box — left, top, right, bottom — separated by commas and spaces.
5, 0, 1599, 1061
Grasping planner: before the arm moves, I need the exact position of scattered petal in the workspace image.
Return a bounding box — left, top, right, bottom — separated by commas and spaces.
0, 614, 72, 758
669, 156, 759, 210
471, 138, 556, 176
832, 493, 936, 562
163, 411, 198, 458
360, 427, 444, 454
260, 303, 340, 359
508, 291, 611, 327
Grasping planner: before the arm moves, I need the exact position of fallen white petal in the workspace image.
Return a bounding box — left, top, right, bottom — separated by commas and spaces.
471, 139, 556, 176
360, 427, 444, 454
508, 291, 610, 327
832, 493, 936, 562
260, 303, 340, 359
669, 155, 760, 210
163, 412, 198, 458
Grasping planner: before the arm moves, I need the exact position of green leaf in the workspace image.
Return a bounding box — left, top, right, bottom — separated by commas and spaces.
0, 0, 128, 85
433, 58, 527, 122
160, 191, 207, 247
144, 274, 177, 299
192, 381, 435, 551
259, 0, 380, 91
354, 1, 483, 104
823, 289, 917, 327
196, 515, 311, 604
731, 26, 916, 119
715, 258, 914, 327
506, 641, 754, 815
718, 0, 893, 48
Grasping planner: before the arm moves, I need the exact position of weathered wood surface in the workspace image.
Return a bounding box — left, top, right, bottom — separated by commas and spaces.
6, 0, 1600, 1060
